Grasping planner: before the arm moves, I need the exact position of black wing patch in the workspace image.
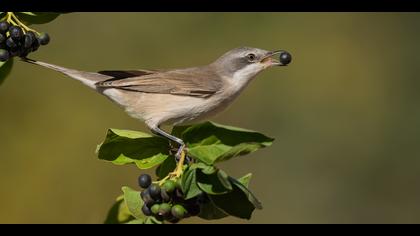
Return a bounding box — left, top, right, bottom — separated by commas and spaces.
98, 70, 155, 80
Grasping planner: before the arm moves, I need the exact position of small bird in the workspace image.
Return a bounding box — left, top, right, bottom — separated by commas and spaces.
23, 47, 291, 161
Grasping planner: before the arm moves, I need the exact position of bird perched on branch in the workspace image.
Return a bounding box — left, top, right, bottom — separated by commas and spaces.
23, 47, 291, 175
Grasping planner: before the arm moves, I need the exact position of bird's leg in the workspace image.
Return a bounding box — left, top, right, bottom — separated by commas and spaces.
150, 126, 187, 178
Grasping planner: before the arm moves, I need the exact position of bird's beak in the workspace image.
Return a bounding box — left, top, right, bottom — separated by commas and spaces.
260, 50, 288, 67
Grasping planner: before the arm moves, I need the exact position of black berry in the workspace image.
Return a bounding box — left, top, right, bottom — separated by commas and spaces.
0, 34, 5, 44
9, 26, 23, 41
141, 189, 155, 207
38, 32, 50, 45
31, 38, 40, 52
160, 189, 171, 202
6, 37, 17, 49
0, 49, 10, 62
141, 205, 152, 216
24, 33, 35, 49
0, 21, 9, 33
138, 174, 152, 189
279, 51, 292, 65
148, 184, 161, 200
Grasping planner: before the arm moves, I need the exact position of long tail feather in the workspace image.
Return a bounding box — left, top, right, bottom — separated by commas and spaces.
21, 58, 111, 89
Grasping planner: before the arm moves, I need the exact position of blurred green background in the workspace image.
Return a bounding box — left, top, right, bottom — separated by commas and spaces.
0, 12, 419, 224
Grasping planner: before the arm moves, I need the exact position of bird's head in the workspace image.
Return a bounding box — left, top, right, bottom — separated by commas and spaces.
211, 47, 291, 81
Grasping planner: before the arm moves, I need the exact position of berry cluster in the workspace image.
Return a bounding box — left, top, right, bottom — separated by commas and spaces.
138, 174, 204, 223
0, 21, 50, 62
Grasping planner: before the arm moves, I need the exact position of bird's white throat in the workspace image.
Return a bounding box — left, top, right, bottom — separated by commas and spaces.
229, 63, 264, 89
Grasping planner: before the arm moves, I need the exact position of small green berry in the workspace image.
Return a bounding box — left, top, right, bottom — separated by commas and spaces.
171, 204, 187, 219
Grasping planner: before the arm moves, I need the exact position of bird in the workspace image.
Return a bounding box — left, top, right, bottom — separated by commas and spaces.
23, 46, 291, 170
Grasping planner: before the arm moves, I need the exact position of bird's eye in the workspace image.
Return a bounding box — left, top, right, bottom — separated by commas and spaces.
246, 53, 256, 62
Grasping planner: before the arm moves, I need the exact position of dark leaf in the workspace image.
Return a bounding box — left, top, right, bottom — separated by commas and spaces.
155, 156, 176, 180
198, 198, 228, 220
209, 183, 256, 220
16, 12, 61, 25
229, 174, 263, 210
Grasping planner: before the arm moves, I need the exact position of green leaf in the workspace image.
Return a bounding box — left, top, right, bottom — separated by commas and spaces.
238, 173, 253, 187
104, 195, 134, 224
125, 219, 145, 224
196, 170, 232, 195
217, 169, 232, 190
172, 121, 274, 165
198, 198, 228, 220
229, 174, 263, 210
190, 162, 216, 175
144, 216, 163, 224
155, 156, 176, 180
209, 184, 256, 220
122, 186, 145, 219
181, 168, 202, 200
0, 59, 13, 85
16, 12, 61, 25
97, 129, 170, 169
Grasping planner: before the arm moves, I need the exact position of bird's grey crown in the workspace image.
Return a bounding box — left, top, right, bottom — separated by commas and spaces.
211, 46, 270, 77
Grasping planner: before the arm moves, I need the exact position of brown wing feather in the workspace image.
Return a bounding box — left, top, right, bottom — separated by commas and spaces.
95, 67, 223, 98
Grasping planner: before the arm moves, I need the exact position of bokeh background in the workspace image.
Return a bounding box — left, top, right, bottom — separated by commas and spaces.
0, 13, 419, 224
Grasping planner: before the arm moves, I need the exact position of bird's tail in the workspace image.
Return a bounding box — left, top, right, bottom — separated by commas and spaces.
21, 58, 111, 89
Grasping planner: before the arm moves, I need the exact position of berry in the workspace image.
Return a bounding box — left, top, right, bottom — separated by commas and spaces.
160, 189, 171, 202
158, 203, 172, 218
9, 26, 23, 41
141, 205, 152, 216
171, 205, 187, 219
162, 180, 176, 193
141, 189, 155, 207
138, 174, 152, 189
31, 38, 40, 52
0, 21, 9, 33
24, 32, 35, 49
0, 34, 5, 44
148, 184, 161, 200
0, 49, 9, 62
279, 51, 292, 65
38, 32, 50, 45
6, 37, 17, 49
140, 188, 149, 199
151, 204, 160, 215
174, 187, 184, 198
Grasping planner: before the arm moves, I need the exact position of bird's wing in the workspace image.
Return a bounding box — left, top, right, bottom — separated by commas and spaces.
97, 69, 159, 79
95, 68, 223, 98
